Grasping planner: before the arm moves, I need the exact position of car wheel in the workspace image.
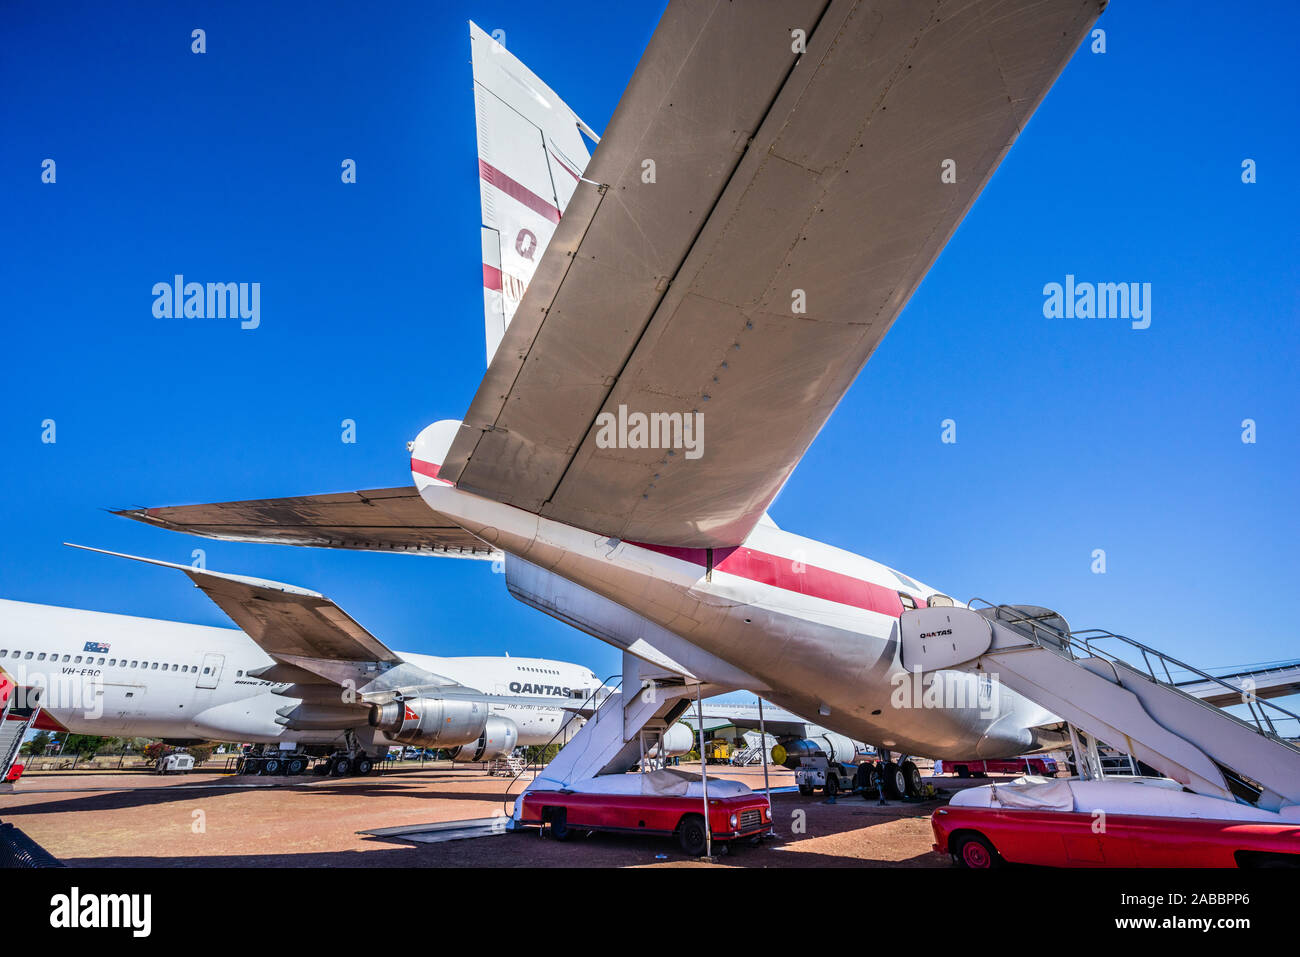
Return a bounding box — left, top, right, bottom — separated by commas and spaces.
952, 833, 1002, 869
677, 815, 708, 856
901, 760, 923, 797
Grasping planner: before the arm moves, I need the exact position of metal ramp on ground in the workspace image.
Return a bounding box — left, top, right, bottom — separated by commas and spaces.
901, 602, 1300, 811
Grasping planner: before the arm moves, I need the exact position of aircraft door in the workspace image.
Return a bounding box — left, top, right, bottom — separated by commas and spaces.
196, 653, 225, 689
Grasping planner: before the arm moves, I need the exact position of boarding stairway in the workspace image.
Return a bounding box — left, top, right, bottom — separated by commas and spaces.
0, 676, 41, 787
901, 602, 1300, 811
505, 651, 715, 818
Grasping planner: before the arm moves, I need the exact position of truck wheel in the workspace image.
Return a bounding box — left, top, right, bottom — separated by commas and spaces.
825, 774, 839, 798
901, 760, 923, 797
952, 833, 1002, 869
547, 808, 571, 842
797, 781, 815, 796
263, 758, 282, 775
881, 762, 905, 799
355, 756, 374, 776
284, 756, 307, 776
677, 815, 708, 856
855, 763, 880, 793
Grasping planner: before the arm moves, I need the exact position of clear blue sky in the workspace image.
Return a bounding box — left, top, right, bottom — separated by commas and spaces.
2, 3, 1297, 718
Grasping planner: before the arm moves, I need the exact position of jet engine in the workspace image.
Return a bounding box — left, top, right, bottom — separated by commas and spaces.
450, 716, 520, 762
368, 695, 487, 746
771, 732, 860, 769
646, 722, 694, 758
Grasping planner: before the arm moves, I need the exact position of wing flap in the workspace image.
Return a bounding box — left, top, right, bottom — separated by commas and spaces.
115, 487, 497, 558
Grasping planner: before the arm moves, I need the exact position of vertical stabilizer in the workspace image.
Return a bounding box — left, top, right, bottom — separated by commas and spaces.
470, 22, 594, 364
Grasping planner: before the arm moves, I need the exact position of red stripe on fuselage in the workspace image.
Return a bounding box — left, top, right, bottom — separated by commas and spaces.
482, 264, 503, 291
631, 542, 908, 618
478, 159, 561, 224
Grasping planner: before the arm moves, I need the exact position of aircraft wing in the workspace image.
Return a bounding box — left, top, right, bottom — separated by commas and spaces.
440, 0, 1103, 547
66, 545, 465, 695
114, 487, 499, 559
691, 701, 818, 739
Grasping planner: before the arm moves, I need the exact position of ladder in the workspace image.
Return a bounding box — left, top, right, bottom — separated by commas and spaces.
901, 602, 1300, 811
0, 676, 42, 788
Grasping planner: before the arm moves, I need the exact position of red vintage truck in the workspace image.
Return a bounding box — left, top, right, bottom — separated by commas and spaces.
945, 756, 1058, 778
932, 777, 1300, 868
516, 770, 772, 856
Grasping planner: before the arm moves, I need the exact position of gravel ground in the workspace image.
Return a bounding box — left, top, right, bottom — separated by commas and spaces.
0, 763, 973, 867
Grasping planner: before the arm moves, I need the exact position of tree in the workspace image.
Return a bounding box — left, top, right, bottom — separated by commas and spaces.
21, 730, 51, 756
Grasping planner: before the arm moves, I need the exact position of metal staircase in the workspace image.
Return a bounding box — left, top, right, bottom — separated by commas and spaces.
505, 651, 719, 821
1, 676, 42, 788
901, 602, 1300, 811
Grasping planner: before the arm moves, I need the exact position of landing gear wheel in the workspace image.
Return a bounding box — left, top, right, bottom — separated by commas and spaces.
355, 756, 374, 776
284, 756, 307, 776
881, 762, 905, 799
263, 758, 282, 775
677, 815, 708, 856
798, 781, 815, 796
901, 760, 923, 797
855, 763, 880, 793
952, 833, 1002, 869
331, 756, 352, 776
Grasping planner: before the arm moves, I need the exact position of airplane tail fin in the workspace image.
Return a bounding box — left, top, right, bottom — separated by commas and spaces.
470, 21, 596, 364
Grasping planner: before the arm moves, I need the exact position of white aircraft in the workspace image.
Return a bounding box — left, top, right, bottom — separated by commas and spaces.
0, 546, 603, 776
115, 3, 1213, 801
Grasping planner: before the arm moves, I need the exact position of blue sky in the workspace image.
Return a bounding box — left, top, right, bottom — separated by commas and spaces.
2, 3, 1297, 720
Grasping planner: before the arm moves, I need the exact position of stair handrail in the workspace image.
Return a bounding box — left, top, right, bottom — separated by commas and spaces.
501, 673, 623, 816
966, 598, 1300, 747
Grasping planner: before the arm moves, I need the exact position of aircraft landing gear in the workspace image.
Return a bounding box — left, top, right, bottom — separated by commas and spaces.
901, 759, 924, 797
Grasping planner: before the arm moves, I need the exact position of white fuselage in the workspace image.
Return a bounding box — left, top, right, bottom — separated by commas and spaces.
414, 467, 1062, 762
0, 598, 597, 750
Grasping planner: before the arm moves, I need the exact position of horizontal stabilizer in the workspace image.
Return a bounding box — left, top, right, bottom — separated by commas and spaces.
114, 487, 499, 559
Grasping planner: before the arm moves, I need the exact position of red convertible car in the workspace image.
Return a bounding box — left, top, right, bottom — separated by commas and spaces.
932, 777, 1300, 868
517, 769, 772, 855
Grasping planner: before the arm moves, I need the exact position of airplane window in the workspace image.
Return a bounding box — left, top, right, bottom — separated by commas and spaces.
24, 652, 33, 659
151, 663, 159, 670
37, 653, 46, 661
74, 656, 83, 663
62, 655, 70, 662
203, 667, 211, 674
99, 658, 106, 665
898, 592, 918, 611
131, 661, 138, 668
236, 670, 242, 676
0, 651, 6, 658
927, 594, 955, 607
109, 659, 117, 667
182, 666, 189, 673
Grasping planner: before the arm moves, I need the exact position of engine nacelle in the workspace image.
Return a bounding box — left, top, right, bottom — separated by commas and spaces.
369, 695, 488, 747
772, 732, 861, 769
451, 716, 520, 763
646, 722, 694, 758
